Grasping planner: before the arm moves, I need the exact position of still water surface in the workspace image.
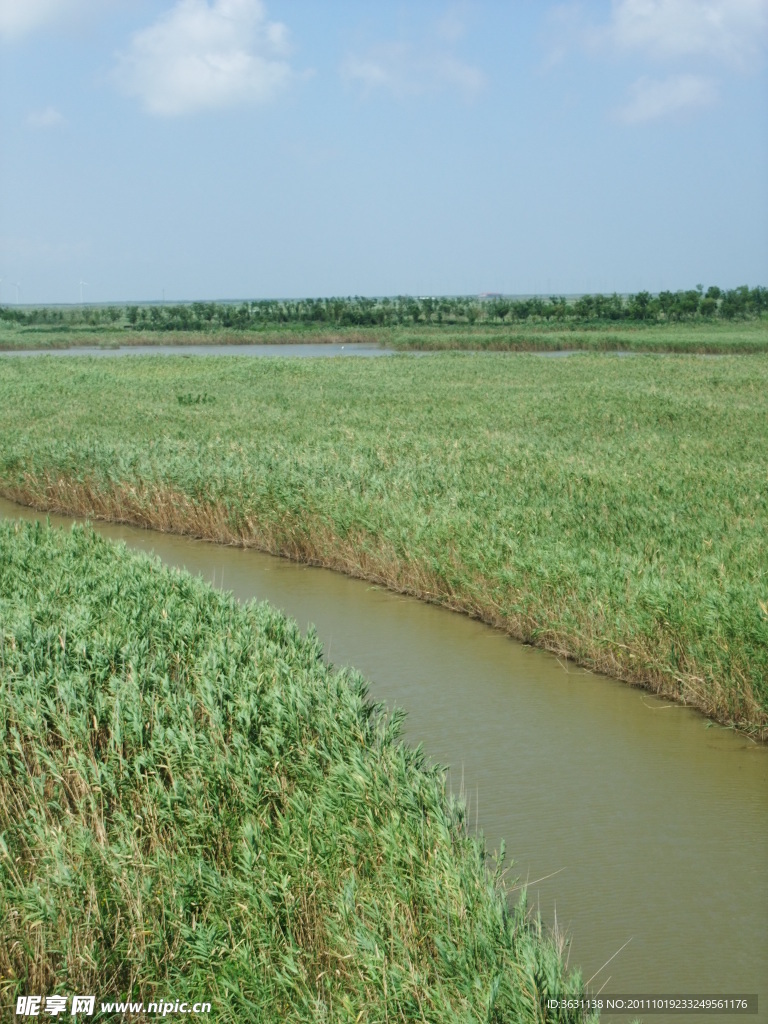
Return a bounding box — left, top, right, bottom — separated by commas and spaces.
0, 344, 721, 360
0, 342, 394, 358
1, 496, 765, 1022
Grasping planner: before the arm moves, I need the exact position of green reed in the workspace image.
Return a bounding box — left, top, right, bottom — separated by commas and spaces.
0, 319, 767, 354
0, 519, 593, 1022
0, 351, 766, 733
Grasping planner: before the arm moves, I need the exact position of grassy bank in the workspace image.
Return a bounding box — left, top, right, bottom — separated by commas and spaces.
385, 320, 768, 354
0, 324, 384, 351
0, 353, 766, 736
0, 519, 592, 1022
1, 319, 767, 354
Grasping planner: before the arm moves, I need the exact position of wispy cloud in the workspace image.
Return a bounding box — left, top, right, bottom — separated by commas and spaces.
550, 0, 768, 67
616, 73, 718, 122
27, 105, 66, 128
0, 0, 96, 40
542, 4, 590, 70
113, 0, 296, 116
342, 9, 486, 102
435, 6, 468, 45
343, 43, 486, 100
598, 0, 768, 68
548, 0, 766, 122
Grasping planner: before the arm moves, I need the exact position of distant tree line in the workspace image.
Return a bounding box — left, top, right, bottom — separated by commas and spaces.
2, 285, 766, 331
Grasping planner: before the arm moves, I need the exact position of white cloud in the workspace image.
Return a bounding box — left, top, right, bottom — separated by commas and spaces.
113, 0, 295, 116
27, 106, 66, 127
435, 7, 467, 44
0, 0, 92, 40
616, 73, 717, 121
547, 1, 766, 122
342, 42, 486, 101
543, 4, 590, 70
598, 0, 768, 68
342, 4, 485, 101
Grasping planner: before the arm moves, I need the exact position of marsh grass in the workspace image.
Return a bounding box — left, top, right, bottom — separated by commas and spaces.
1, 320, 767, 354
0, 352, 766, 736
0, 519, 593, 1023
385, 321, 768, 354
0, 325, 384, 351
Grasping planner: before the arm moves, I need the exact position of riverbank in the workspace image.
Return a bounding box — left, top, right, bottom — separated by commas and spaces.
1, 352, 765, 736
5, 495, 767, 1020
1, 319, 766, 354
0, 518, 593, 1022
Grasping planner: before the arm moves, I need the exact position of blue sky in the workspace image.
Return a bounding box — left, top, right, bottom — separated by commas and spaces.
1, 0, 767, 303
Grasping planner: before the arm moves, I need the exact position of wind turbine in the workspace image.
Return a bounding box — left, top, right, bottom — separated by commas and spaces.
79, 280, 89, 304
13, 283, 21, 304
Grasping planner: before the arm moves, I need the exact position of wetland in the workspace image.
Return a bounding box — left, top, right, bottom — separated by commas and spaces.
1, 342, 767, 1021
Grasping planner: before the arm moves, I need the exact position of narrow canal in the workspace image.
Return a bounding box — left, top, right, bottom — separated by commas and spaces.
1, 495, 765, 1022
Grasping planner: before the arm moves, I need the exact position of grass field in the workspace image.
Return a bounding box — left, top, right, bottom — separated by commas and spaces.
0, 352, 766, 736
1, 319, 767, 354
0, 519, 593, 1023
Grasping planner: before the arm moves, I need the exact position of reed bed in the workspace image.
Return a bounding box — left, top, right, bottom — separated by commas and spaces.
385, 320, 768, 354
1, 320, 767, 354
0, 519, 593, 1022
0, 352, 766, 736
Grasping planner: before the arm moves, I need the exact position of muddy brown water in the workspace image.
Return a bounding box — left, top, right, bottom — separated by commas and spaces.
1, 496, 766, 1022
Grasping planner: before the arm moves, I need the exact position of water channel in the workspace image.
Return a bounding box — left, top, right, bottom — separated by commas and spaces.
1, 495, 765, 1022
0, 342, 639, 359
0, 342, 396, 358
